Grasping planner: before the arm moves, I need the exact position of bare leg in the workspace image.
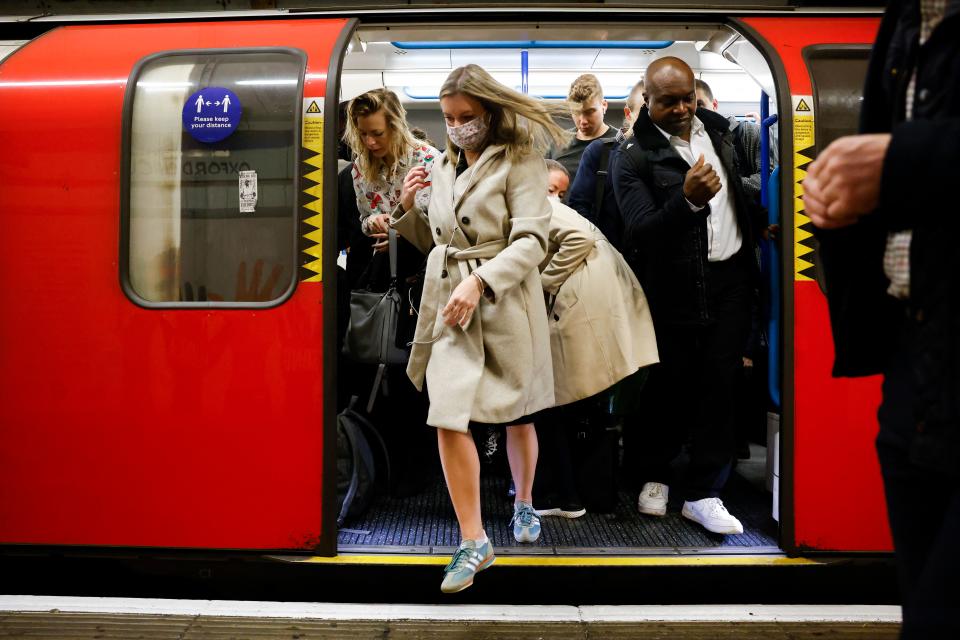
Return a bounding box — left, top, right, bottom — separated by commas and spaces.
437, 428, 484, 540
506, 422, 538, 505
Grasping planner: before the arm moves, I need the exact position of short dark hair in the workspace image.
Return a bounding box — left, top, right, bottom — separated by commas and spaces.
695, 79, 714, 101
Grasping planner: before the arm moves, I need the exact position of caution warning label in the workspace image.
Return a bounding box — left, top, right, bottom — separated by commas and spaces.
301, 97, 325, 283
792, 94, 816, 282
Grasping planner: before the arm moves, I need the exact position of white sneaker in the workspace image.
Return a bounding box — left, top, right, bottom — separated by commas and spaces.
681, 497, 744, 535
637, 482, 668, 516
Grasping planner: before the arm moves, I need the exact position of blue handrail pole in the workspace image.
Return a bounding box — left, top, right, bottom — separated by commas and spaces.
759, 91, 779, 210
521, 49, 529, 94
758, 90, 782, 410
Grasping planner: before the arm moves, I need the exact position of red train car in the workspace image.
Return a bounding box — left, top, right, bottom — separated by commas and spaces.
0, 3, 888, 567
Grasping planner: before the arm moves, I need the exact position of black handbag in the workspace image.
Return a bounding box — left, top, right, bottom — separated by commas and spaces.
343, 228, 409, 366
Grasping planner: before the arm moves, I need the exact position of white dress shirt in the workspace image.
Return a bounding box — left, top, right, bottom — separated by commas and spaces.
655, 116, 742, 262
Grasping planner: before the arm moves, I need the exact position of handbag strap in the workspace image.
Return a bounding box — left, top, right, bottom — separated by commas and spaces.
388, 227, 398, 285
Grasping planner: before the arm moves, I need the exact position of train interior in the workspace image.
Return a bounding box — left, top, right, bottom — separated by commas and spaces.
334, 21, 784, 557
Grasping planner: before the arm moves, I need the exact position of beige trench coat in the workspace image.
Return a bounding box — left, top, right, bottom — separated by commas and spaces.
540, 200, 659, 406
391, 144, 555, 432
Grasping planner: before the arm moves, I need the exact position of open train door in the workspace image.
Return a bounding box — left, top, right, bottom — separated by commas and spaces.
0, 17, 354, 555
731, 16, 891, 554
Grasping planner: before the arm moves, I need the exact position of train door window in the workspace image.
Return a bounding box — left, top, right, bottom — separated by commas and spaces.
123, 50, 305, 305
803, 46, 871, 291
804, 46, 871, 151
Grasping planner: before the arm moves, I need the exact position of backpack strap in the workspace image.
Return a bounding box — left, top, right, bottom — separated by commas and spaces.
592, 138, 616, 220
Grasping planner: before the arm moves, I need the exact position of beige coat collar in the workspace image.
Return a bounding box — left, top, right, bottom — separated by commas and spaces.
444, 143, 508, 213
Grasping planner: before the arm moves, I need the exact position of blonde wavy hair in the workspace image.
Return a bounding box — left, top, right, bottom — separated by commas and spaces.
439, 64, 571, 160
343, 89, 420, 184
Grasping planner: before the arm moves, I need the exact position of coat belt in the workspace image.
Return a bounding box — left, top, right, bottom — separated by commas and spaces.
410, 235, 507, 346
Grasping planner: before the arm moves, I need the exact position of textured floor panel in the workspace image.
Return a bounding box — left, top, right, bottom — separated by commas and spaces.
337, 469, 778, 551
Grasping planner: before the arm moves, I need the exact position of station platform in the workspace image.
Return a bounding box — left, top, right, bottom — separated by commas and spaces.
0, 596, 900, 639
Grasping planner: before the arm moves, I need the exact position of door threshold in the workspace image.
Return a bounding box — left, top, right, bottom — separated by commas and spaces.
269, 546, 817, 567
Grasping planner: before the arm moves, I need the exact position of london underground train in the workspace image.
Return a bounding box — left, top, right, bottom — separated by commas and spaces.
0, 2, 888, 573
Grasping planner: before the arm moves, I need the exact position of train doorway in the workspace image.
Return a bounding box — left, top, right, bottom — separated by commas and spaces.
331, 19, 785, 560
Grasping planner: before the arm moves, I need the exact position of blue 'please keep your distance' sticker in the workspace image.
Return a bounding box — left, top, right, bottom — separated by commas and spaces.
182, 87, 242, 143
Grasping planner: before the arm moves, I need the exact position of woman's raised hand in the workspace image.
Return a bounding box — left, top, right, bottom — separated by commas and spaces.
401, 166, 430, 212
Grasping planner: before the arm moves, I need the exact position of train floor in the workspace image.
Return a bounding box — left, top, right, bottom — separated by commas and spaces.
337, 444, 778, 554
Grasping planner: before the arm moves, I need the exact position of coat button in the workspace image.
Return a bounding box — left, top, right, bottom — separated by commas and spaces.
436, 227, 442, 236
915, 309, 924, 323
461, 216, 470, 225
918, 88, 930, 103
441, 269, 448, 279
554, 313, 560, 321
917, 421, 926, 434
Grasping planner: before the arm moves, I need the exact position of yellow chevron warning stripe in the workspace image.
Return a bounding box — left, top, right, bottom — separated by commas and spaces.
793, 95, 816, 282
301, 97, 325, 283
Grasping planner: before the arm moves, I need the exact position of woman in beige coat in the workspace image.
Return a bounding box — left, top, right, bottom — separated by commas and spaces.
390, 64, 568, 594
541, 198, 659, 406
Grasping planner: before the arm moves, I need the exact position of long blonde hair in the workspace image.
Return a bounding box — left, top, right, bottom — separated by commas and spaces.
343, 89, 420, 184
439, 64, 571, 160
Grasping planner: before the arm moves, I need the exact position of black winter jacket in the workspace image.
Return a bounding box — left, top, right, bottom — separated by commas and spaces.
815, 0, 960, 474
613, 106, 761, 327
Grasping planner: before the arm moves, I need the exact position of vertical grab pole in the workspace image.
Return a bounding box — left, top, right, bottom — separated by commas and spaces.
521, 49, 529, 94
758, 90, 781, 410
760, 91, 778, 209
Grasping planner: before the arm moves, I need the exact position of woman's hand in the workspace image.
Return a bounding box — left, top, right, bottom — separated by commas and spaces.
368, 213, 392, 253
442, 275, 482, 328
401, 166, 430, 212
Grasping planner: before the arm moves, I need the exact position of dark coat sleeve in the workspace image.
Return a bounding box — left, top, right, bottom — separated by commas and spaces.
566, 139, 601, 223
612, 148, 708, 248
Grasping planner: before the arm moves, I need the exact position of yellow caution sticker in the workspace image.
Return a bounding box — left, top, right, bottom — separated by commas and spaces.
792, 94, 815, 282
301, 97, 325, 282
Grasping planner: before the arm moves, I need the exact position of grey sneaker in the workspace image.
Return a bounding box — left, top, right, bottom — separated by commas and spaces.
511, 502, 542, 543
440, 539, 495, 593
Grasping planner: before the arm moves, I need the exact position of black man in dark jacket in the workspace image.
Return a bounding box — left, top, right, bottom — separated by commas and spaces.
613, 56, 761, 536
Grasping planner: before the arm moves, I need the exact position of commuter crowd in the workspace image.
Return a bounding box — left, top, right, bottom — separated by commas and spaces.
337, 59, 770, 593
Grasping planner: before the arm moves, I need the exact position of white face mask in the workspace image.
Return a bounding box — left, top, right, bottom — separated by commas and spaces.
446, 115, 489, 151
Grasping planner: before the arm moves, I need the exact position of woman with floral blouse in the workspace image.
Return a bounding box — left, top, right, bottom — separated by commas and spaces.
343, 89, 439, 252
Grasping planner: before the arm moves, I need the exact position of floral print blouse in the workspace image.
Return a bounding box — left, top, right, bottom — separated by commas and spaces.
352, 144, 439, 236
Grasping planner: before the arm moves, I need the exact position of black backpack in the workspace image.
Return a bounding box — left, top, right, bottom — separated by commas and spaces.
336, 396, 392, 527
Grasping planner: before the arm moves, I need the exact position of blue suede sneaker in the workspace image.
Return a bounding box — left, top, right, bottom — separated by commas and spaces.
440, 539, 495, 593
511, 502, 541, 543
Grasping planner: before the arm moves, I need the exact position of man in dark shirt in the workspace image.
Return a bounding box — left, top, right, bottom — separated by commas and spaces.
548, 73, 618, 178
805, 1, 960, 635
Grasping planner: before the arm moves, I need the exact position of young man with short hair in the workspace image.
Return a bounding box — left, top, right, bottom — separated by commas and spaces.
566, 79, 645, 251
548, 74, 618, 178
